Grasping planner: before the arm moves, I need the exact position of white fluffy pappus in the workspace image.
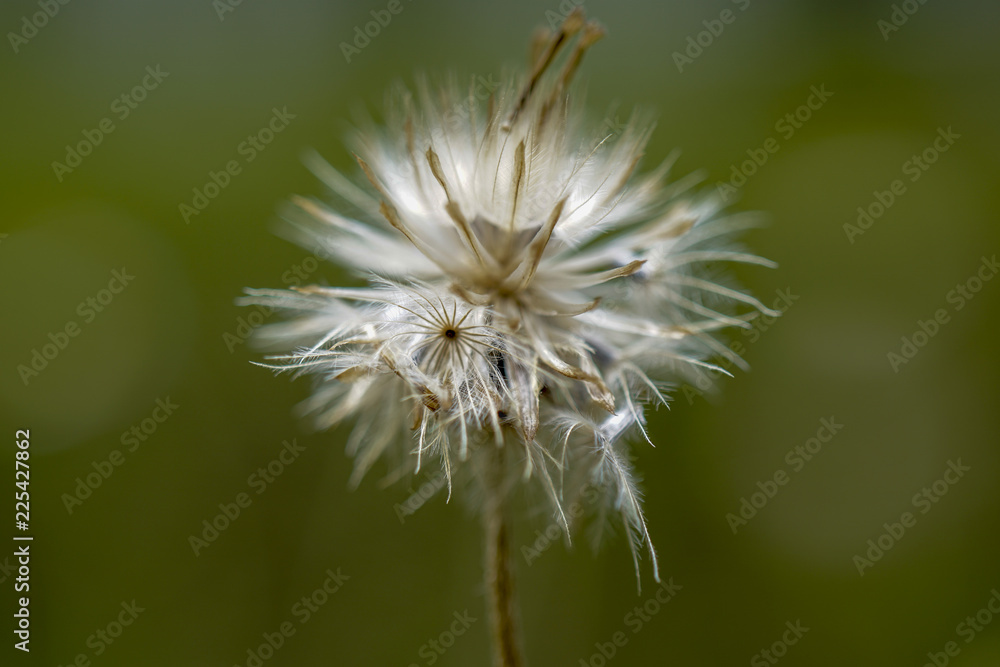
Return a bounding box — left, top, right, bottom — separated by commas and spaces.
241, 9, 776, 584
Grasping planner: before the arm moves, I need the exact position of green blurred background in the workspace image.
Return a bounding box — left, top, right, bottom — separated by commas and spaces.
1, 0, 999, 665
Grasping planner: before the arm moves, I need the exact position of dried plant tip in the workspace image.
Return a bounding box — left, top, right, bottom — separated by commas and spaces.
504, 7, 588, 130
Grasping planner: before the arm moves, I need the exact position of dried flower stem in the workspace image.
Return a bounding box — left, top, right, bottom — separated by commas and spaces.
484, 443, 525, 667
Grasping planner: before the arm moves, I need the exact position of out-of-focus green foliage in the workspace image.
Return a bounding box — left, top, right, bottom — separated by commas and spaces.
0, 1, 997, 665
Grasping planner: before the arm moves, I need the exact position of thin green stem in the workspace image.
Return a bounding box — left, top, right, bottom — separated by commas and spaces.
484, 444, 525, 667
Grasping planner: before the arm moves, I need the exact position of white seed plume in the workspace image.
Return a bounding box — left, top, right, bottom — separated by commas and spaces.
243, 10, 775, 583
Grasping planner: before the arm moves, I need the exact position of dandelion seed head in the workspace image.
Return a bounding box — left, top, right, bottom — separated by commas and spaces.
242, 8, 774, 583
